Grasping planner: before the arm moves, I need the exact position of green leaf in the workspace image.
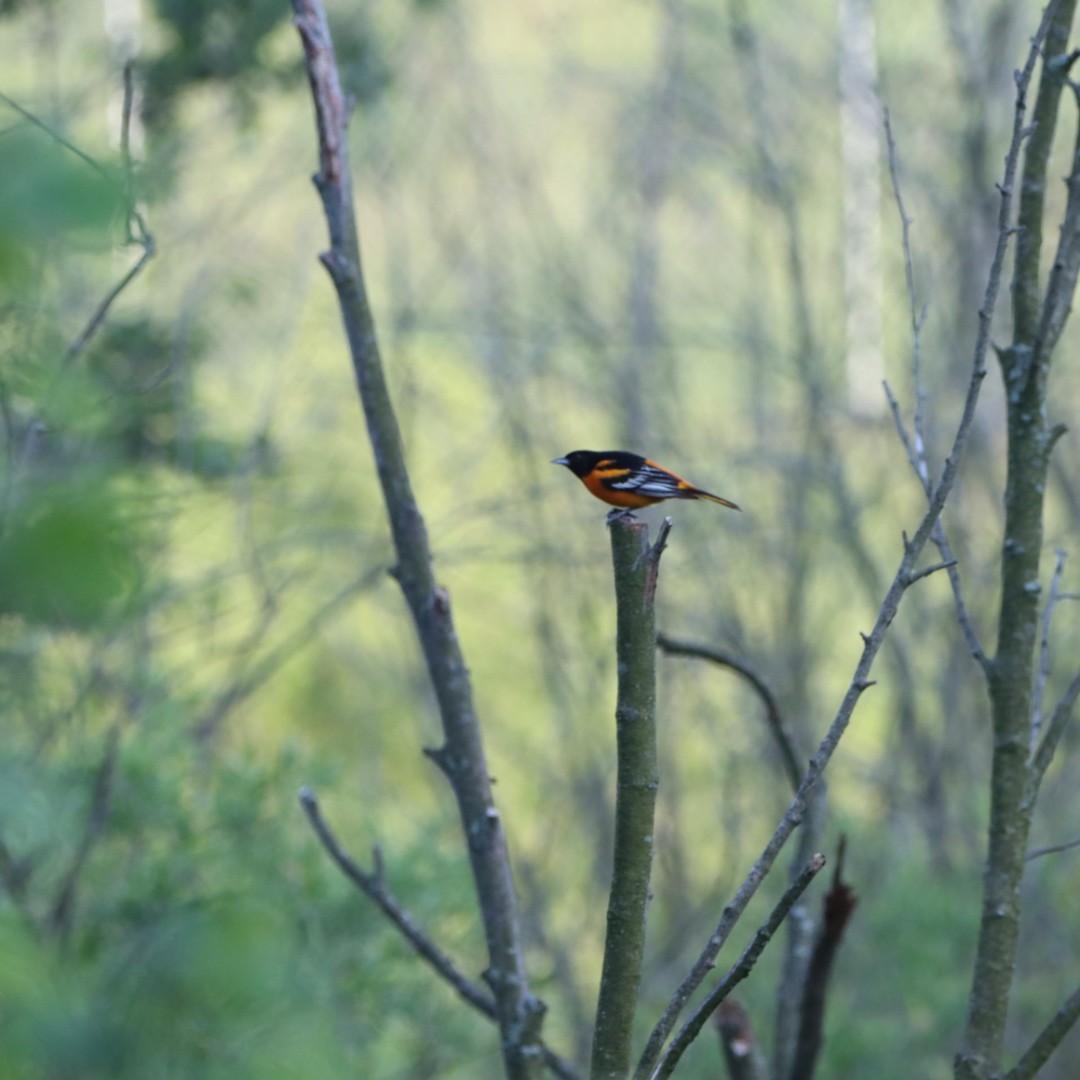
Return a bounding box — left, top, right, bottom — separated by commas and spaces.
0, 484, 140, 629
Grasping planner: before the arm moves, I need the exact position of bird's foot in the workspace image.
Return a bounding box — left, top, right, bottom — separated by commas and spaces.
606, 508, 637, 524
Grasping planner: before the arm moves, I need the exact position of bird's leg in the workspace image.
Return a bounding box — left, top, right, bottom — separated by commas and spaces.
606, 507, 637, 524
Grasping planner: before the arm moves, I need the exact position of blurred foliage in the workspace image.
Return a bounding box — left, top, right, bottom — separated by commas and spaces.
1, 0, 1080, 1079
142, 0, 395, 131
0, 127, 120, 280
0, 482, 139, 628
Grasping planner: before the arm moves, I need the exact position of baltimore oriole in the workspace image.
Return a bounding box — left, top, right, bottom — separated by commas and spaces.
553, 450, 740, 513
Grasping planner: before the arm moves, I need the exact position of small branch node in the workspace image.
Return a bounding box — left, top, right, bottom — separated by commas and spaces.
650, 516, 674, 565
423, 745, 451, 775
1047, 422, 1069, 456
906, 558, 959, 586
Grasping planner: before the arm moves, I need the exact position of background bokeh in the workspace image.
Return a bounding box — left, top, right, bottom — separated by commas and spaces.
2, 1, 1080, 1077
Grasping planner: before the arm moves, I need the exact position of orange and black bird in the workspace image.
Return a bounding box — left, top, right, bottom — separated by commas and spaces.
552, 450, 740, 517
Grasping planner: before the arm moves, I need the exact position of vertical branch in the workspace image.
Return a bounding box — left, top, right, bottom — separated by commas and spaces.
1011, 3, 1074, 345
591, 516, 667, 1080
639, 9, 1051, 1074
289, 4, 545, 1077
47, 724, 122, 943
958, 4, 1080, 1079
788, 839, 858, 1080
714, 1001, 768, 1080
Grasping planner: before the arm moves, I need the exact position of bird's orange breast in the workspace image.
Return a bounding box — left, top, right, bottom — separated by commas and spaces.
581, 469, 660, 508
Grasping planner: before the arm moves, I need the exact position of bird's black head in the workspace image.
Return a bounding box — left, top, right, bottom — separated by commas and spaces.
552, 450, 604, 478
553, 450, 643, 478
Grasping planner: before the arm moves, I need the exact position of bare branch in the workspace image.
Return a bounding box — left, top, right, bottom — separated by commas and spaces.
0, 835, 35, 918
883, 110, 929, 489
290, 3, 545, 1072
0, 76, 156, 366
960, 6, 1080, 1076
1002, 983, 1080, 1080
64, 245, 155, 363
65, 63, 155, 364
193, 569, 379, 741
883, 379, 922, 485
790, 838, 858, 1080
638, 14, 1045, 1073
656, 633, 802, 795
1029, 666, 1080, 791
298, 789, 581, 1080
1030, 548, 1067, 750
648, 854, 827, 1080
906, 559, 960, 586
47, 725, 122, 941
882, 115, 988, 668
298, 786, 496, 1013
0, 88, 116, 182
713, 1001, 768, 1080
1033, 78, 1080, 363
1025, 835, 1080, 861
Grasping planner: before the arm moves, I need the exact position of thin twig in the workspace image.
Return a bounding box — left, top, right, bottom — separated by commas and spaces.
65, 61, 156, 364
47, 725, 122, 942
1002, 983, 1080, 1080
298, 788, 581, 1080
298, 786, 495, 1013
1032, 72, 1080, 366
883, 111, 987, 668
193, 569, 379, 741
883, 109, 930, 487
1029, 666, 1080, 791
0, 88, 115, 182
883, 381, 985, 665
906, 558, 959, 586
1031, 548, 1067, 750
0, 835, 35, 917
635, 16, 1045, 1074
1025, 835, 1080, 861
648, 854, 827, 1080
883, 379, 921, 482
0, 77, 157, 365
656, 633, 802, 795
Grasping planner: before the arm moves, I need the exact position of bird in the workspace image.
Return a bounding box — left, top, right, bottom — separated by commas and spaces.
552, 450, 740, 517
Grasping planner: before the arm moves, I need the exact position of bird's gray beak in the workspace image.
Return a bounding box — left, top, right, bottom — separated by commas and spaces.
551, 456, 570, 467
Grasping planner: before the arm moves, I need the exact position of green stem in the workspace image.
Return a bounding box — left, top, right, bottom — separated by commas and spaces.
591, 516, 664, 1080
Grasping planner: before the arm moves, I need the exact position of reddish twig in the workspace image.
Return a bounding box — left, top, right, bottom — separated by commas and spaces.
789, 838, 858, 1080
